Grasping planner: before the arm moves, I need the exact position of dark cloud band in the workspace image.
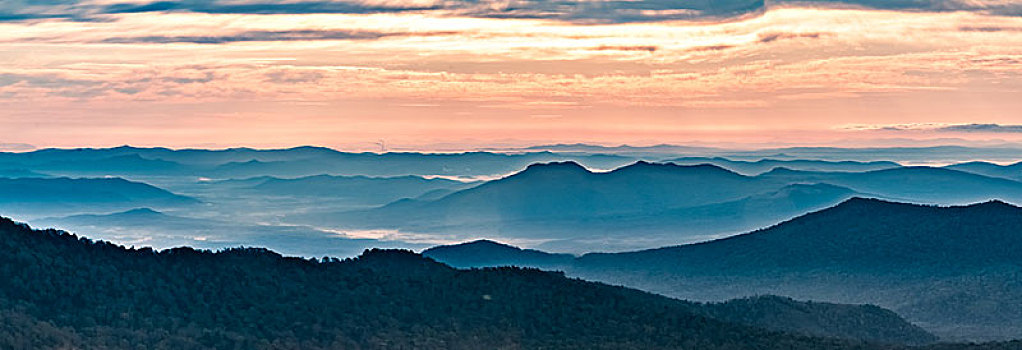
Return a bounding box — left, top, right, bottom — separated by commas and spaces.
2, 0, 1020, 24
938, 124, 1022, 134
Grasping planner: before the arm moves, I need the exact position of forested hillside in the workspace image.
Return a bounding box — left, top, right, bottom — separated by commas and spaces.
426, 198, 1022, 341
2, 217, 1017, 350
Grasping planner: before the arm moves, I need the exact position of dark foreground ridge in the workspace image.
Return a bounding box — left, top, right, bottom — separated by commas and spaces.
425, 197, 1022, 341
0, 217, 1019, 350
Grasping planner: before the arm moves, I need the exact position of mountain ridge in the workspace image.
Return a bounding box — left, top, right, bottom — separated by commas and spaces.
424, 198, 1022, 341
0, 216, 973, 349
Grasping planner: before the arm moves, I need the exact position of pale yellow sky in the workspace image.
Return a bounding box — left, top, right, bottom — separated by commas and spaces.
1, 2, 1021, 150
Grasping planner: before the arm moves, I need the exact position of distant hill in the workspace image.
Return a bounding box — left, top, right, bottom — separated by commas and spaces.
424, 198, 1022, 341
204, 151, 636, 178
0, 168, 48, 178
758, 167, 1022, 204
244, 174, 479, 205
0, 177, 198, 218
3, 145, 1021, 178
726, 146, 1022, 163
698, 296, 937, 345
0, 217, 980, 350
945, 161, 1022, 181
425, 243, 937, 344
296, 161, 792, 250
0, 146, 638, 178
301, 161, 1022, 252
538, 182, 861, 252
32, 208, 417, 258
515, 144, 1022, 163
391, 161, 762, 219
668, 157, 900, 175
517, 143, 725, 156
423, 240, 576, 269
31, 154, 186, 175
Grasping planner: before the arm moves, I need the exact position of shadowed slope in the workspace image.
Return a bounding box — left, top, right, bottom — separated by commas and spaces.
0, 217, 959, 350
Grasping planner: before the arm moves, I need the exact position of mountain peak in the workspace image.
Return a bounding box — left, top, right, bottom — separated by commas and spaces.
759, 167, 811, 176
120, 207, 163, 215
825, 197, 914, 212
831, 197, 1021, 212
423, 240, 523, 256
516, 161, 590, 176
423, 240, 574, 269
967, 199, 1019, 210
614, 161, 741, 176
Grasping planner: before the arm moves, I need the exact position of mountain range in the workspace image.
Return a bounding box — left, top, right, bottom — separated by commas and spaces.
0, 177, 198, 219
4, 146, 1022, 256
945, 162, 1022, 181
239, 174, 479, 205
302, 161, 1022, 252
423, 198, 1022, 341
510, 144, 1022, 163
0, 146, 637, 179
668, 157, 901, 175
31, 208, 419, 257
1, 216, 994, 349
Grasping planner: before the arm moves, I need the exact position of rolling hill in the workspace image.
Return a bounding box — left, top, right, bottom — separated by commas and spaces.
294, 161, 794, 250
0, 146, 638, 179
301, 161, 1022, 252
31, 208, 418, 258
243, 174, 479, 205
757, 167, 1022, 204
668, 157, 900, 175
425, 198, 1022, 341
0, 217, 983, 349
0, 177, 199, 218
945, 161, 1022, 181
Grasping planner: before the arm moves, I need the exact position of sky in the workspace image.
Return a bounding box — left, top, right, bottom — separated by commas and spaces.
1, 0, 1021, 151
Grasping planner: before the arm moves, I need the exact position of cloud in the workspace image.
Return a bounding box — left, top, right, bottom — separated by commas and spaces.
101, 0, 440, 16
939, 123, 1022, 133
959, 25, 1022, 32
591, 45, 659, 52
0, 142, 35, 151
99, 29, 455, 44
757, 31, 825, 43
843, 123, 1022, 134
265, 70, 325, 84
0, 73, 101, 89
1, 0, 1017, 24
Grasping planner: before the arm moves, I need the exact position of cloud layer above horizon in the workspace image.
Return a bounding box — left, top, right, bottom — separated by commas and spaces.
1, 0, 1022, 149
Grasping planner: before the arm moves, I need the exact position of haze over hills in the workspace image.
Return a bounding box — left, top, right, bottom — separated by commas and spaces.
0, 168, 48, 178
3, 145, 1022, 345
0, 177, 199, 219
3, 145, 1022, 254
424, 198, 1022, 341
0, 217, 974, 349
758, 167, 1022, 204
725, 146, 1022, 164
0, 146, 638, 179
508, 144, 1022, 163
31, 208, 419, 258
4, 145, 1022, 180
243, 174, 480, 205
945, 162, 1022, 181
668, 157, 901, 175
295, 161, 802, 250
301, 160, 1022, 252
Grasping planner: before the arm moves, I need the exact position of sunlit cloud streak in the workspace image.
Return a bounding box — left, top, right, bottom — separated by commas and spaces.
99, 29, 458, 44
843, 123, 1022, 134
